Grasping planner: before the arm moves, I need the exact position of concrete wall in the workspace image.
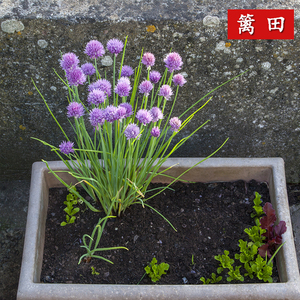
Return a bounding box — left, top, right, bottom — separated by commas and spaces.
0, 1, 299, 182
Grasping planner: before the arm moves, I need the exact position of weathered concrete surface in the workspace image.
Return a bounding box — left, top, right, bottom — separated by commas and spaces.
0, 0, 299, 21
0, 1, 300, 183
0, 180, 29, 300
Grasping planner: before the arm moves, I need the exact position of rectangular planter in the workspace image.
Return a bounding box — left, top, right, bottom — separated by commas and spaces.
17, 157, 300, 300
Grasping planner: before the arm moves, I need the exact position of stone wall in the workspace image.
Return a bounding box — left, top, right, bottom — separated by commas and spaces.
0, 1, 299, 182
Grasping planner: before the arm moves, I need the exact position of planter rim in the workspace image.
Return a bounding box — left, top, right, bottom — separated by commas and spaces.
17, 157, 300, 300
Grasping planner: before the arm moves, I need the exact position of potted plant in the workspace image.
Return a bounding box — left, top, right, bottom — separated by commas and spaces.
18, 158, 300, 299
18, 37, 300, 299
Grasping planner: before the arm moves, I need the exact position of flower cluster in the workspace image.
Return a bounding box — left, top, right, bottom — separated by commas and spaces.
124, 123, 140, 140
150, 107, 163, 122
81, 63, 96, 76
59, 141, 74, 155
87, 89, 106, 105
121, 65, 134, 77
88, 104, 131, 127
139, 80, 153, 96
107, 39, 124, 56
164, 52, 183, 72
67, 102, 84, 118
85, 40, 105, 59
159, 85, 173, 100
57, 39, 187, 154
115, 77, 132, 97
89, 108, 105, 128
142, 52, 155, 68
89, 79, 112, 97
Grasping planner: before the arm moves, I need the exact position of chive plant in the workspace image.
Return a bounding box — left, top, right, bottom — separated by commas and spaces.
32, 36, 241, 218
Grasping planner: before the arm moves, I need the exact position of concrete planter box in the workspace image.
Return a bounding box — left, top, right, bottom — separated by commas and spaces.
18, 157, 300, 300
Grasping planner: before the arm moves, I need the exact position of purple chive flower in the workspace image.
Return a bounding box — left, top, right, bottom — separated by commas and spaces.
103, 105, 118, 123
151, 126, 160, 137
87, 89, 106, 105
150, 107, 163, 122
115, 105, 127, 121
164, 52, 183, 72
66, 67, 86, 86
60, 52, 80, 71
119, 102, 133, 117
173, 73, 187, 87
120, 65, 134, 77
124, 123, 140, 140
107, 39, 124, 56
59, 141, 74, 155
136, 109, 153, 125
169, 117, 181, 132
115, 77, 132, 97
142, 52, 155, 68
89, 108, 105, 128
88, 79, 112, 97
159, 85, 173, 100
81, 63, 96, 76
85, 40, 105, 59
149, 70, 161, 84
67, 102, 85, 118
139, 80, 153, 96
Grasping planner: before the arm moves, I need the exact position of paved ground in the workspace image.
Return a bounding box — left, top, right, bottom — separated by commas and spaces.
0, 179, 299, 300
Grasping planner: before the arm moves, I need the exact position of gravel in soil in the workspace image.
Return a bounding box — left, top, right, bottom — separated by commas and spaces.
41, 180, 279, 285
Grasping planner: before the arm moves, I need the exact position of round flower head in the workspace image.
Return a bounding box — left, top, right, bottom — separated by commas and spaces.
173, 73, 187, 87
107, 39, 124, 56
103, 105, 118, 123
150, 107, 163, 122
149, 70, 161, 84
136, 109, 152, 125
119, 102, 133, 117
59, 141, 74, 155
67, 102, 85, 118
60, 52, 79, 72
87, 89, 106, 105
115, 77, 132, 97
81, 63, 96, 76
115, 105, 127, 121
159, 85, 173, 100
66, 67, 86, 86
120, 65, 134, 77
164, 52, 183, 72
151, 126, 160, 138
169, 117, 181, 132
85, 40, 105, 59
89, 79, 112, 97
124, 123, 140, 140
89, 108, 105, 128
142, 52, 155, 68
139, 80, 153, 96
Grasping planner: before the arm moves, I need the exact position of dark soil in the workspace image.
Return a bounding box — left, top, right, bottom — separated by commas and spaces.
41, 180, 280, 285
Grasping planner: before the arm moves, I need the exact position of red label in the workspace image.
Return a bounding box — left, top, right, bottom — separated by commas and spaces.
228, 9, 294, 39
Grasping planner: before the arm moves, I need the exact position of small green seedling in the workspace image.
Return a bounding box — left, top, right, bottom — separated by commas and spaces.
91, 266, 99, 275
200, 273, 222, 284
227, 265, 244, 282
244, 219, 266, 245
61, 187, 80, 226
251, 192, 264, 219
78, 215, 128, 265
144, 258, 169, 283
215, 250, 235, 274
200, 192, 286, 284
190, 254, 195, 266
